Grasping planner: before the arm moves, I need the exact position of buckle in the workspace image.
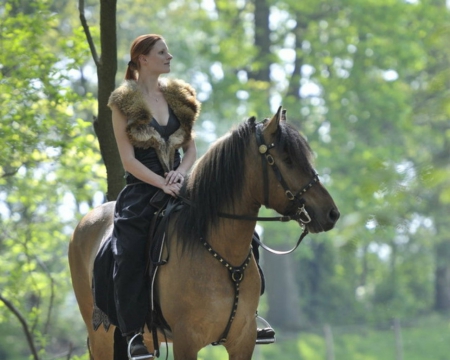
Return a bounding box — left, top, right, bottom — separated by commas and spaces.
296, 205, 311, 224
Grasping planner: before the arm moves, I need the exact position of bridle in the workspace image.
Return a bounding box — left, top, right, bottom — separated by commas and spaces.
218, 121, 320, 255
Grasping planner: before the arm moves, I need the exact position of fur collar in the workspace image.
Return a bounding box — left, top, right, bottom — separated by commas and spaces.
107, 78, 201, 172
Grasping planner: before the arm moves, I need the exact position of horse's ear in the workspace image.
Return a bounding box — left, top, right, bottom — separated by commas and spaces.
281, 109, 287, 122
264, 106, 282, 134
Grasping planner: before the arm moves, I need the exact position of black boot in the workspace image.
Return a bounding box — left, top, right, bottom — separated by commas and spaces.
252, 234, 265, 295
256, 314, 276, 345
114, 327, 128, 360
256, 327, 276, 344
126, 333, 153, 360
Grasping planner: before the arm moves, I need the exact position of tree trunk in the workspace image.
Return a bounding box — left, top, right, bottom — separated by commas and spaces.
431, 134, 450, 312
285, 14, 306, 100
264, 251, 303, 331
283, 12, 308, 130
434, 240, 450, 313
251, 0, 271, 83
94, 0, 123, 201
80, 0, 123, 201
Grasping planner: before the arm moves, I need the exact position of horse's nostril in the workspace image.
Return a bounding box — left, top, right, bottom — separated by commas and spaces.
329, 208, 340, 223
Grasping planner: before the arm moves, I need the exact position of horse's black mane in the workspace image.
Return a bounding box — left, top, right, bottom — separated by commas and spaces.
175, 116, 314, 251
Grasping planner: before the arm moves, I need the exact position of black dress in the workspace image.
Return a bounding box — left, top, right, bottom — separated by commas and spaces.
93, 107, 182, 335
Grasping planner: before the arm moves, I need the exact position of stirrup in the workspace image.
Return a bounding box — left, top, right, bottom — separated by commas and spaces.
256, 315, 276, 345
127, 333, 153, 360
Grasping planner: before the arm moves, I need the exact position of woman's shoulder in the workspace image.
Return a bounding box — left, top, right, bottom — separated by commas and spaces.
107, 80, 139, 109
160, 78, 196, 97
160, 78, 201, 118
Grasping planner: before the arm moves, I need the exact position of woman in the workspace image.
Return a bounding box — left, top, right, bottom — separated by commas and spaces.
105, 34, 200, 358
96, 34, 274, 359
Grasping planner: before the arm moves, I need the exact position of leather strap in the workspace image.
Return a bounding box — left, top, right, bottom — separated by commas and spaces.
252, 226, 309, 255
201, 239, 253, 345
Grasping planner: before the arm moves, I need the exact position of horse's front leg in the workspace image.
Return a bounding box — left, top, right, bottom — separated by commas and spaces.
171, 323, 204, 360
225, 320, 257, 360
227, 345, 256, 360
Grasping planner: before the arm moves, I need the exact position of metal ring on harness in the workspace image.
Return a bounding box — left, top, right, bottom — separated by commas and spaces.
265, 154, 275, 165
285, 190, 295, 201
231, 269, 244, 283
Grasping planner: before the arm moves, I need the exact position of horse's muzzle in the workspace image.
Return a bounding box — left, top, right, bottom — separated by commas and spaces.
306, 205, 340, 233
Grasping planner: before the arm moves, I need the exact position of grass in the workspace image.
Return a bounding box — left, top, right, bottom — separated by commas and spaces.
260, 315, 450, 360
67, 315, 450, 360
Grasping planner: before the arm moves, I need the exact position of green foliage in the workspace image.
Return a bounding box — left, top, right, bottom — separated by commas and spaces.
268, 0, 450, 327
0, 1, 103, 358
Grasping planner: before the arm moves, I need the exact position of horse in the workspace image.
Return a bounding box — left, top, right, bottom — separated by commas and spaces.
68, 107, 340, 360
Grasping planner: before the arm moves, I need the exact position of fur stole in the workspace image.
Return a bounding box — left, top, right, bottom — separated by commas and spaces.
107, 78, 201, 172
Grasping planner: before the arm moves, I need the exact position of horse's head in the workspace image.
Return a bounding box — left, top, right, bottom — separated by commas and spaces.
255, 106, 340, 233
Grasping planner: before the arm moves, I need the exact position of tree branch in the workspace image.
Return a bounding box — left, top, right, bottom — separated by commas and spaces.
79, 0, 100, 65
1, 167, 20, 178
0, 294, 40, 360
35, 257, 56, 334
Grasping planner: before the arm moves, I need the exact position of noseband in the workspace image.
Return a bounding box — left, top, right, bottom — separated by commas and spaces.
219, 122, 320, 255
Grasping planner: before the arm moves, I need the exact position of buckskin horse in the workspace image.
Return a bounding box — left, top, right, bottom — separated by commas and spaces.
68, 107, 340, 359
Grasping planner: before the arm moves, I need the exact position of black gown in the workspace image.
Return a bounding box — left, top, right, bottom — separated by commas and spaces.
93, 107, 182, 335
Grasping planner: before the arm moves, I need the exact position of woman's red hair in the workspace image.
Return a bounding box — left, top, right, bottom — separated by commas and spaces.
125, 34, 164, 80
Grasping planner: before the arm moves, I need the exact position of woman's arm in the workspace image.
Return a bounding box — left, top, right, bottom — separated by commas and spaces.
111, 105, 181, 196
165, 139, 197, 185
178, 139, 197, 175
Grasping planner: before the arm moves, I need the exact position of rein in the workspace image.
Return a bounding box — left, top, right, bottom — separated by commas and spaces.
219, 122, 320, 255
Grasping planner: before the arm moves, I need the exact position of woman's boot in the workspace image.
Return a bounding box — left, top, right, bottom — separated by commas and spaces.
126, 333, 153, 360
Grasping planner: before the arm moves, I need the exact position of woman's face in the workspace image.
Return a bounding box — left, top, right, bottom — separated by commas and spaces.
140, 39, 173, 74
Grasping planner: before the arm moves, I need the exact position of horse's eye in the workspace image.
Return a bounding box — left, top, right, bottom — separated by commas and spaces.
283, 157, 293, 166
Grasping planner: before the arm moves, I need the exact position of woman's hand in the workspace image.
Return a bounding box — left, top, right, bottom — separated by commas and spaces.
161, 181, 182, 197
165, 170, 185, 185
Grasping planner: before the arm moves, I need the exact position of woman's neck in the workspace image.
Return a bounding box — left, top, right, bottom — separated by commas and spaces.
137, 73, 161, 95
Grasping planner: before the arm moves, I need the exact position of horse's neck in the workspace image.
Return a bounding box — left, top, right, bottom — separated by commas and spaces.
208, 224, 255, 266
209, 201, 259, 266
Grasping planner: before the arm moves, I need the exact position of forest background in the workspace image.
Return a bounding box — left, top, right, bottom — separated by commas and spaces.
0, 0, 449, 359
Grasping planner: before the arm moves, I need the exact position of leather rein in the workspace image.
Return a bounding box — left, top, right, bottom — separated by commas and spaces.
203, 121, 319, 345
